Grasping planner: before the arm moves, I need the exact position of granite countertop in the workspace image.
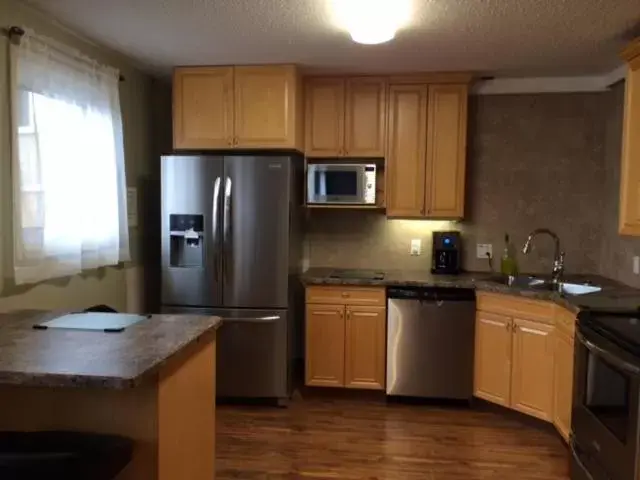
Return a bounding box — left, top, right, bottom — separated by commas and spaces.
0, 311, 222, 389
301, 267, 640, 313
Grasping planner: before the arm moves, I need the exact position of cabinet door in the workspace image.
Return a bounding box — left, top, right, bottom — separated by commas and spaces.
344, 306, 386, 390
344, 78, 387, 157
553, 331, 574, 442
619, 56, 640, 234
425, 85, 468, 218
385, 85, 428, 217
305, 304, 345, 387
173, 67, 234, 149
511, 318, 554, 421
474, 311, 512, 406
304, 78, 345, 157
233, 65, 298, 148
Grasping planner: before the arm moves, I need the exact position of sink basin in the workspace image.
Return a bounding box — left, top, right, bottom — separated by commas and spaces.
486, 276, 602, 296
529, 280, 602, 296
560, 283, 602, 296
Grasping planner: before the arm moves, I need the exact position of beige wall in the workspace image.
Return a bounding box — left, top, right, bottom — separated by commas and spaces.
306, 91, 611, 276
0, 0, 154, 312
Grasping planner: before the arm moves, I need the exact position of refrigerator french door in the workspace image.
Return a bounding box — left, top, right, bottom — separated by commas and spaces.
161, 155, 293, 400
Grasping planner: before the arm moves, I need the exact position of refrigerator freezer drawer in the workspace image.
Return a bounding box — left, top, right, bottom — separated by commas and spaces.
161, 306, 289, 399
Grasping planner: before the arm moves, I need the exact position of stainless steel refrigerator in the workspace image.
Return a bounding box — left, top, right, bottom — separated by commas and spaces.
160, 154, 303, 403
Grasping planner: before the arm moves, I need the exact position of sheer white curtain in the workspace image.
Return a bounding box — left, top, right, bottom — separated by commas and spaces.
9, 30, 130, 285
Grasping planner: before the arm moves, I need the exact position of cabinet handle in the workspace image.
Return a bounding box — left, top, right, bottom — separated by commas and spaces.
505, 322, 511, 331
339, 309, 344, 318
346, 309, 351, 320
227, 138, 233, 147
234, 136, 238, 146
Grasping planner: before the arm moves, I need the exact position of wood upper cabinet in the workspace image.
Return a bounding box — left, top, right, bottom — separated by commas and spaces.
305, 78, 345, 157
173, 65, 301, 150
344, 78, 387, 157
473, 311, 512, 407
619, 39, 640, 235
233, 65, 299, 148
344, 306, 386, 390
304, 77, 387, 157
173, 67, 234, 149
385, 85, 429, 217
553, 329, 574, 441
425, 85, 468, 218
510, 318, 554, 421
305, 304, 345, 387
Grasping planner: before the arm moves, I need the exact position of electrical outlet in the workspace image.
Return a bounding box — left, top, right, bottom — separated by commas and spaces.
410, 239, 422, 256
634, 256, 639, 275
477, 244, 493, 259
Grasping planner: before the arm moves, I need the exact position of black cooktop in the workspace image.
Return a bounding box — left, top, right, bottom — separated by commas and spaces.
328, 269, 385, 280
579, 308, 640, 356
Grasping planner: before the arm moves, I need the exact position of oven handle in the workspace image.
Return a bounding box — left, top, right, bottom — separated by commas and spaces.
570, 437, 596, 480
577, 330, 640, 376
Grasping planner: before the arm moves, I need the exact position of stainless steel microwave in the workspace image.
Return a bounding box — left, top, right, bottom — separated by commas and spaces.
306, 164, 376, 205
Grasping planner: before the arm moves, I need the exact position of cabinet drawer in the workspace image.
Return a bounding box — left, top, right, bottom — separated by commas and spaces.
477, 292, 554, 325
306, 286, 386, 307
555, 306, 576, 338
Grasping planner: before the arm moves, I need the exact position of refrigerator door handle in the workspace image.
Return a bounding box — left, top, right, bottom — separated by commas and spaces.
223, 176, 232, 281
212, 176, 221, 273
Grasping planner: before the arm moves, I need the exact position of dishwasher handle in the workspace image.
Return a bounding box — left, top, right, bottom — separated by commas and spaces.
387, 287, 475, 302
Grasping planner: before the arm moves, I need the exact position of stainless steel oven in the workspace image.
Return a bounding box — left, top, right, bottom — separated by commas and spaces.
572, 311, 640, 480
306, 163, 376, 205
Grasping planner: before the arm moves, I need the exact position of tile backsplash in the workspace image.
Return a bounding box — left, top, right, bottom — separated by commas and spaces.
305, 89, 634, 279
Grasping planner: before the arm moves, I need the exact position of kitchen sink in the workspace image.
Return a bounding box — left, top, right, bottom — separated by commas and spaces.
529, 280, 602, 296
558, 283, 602, 295
485, 276, 602, 296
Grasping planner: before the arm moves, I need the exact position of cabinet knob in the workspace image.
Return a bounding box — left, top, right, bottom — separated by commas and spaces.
346, 309, 351, 320
234, 136, 238, 146
227, 138, 233, 147
505, 322, 511, 331
341, 292, 350, 297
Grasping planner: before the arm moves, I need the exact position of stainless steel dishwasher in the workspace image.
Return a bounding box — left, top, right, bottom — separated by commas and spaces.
386, 287, 476, 399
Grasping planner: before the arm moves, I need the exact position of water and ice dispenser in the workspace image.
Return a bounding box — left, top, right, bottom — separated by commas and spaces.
169, 214, 204, 268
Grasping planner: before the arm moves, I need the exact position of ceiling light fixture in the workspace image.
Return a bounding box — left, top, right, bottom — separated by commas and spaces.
332, 0, 412, 45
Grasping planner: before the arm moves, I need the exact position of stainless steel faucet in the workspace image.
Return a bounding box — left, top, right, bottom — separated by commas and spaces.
522, 228, 565, 285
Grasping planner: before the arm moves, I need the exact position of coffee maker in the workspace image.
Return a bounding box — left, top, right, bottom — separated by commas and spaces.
431, 231, 462, 274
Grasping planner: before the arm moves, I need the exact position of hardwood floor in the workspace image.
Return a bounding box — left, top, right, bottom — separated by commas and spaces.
216, 396, 570, 479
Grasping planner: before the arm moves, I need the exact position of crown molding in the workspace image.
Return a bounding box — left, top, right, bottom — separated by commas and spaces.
472, 63, 626, 95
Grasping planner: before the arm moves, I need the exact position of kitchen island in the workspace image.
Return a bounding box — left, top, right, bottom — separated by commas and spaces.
0, 310, 222, 480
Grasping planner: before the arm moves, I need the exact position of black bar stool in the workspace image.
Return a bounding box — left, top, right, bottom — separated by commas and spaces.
0, 431, 133, 480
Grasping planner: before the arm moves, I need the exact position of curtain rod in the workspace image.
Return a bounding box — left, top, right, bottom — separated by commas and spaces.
7, 25, 125, 82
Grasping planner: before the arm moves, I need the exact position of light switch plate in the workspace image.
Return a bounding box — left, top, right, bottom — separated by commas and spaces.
634, 256, 639, 275
477, 243, 493, 259
410, 239, 422, 256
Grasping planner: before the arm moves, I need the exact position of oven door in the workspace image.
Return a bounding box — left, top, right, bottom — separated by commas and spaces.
307, 164, 366, 204
572, 323, 640, 480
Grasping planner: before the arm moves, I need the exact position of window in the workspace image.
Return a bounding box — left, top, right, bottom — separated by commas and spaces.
9, 30, 130, 285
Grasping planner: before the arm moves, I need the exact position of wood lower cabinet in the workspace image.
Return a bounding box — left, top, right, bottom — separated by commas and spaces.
305, 287, 386, 390
305, 304, 345, 387
344, 306, 386, 390
473, 311, 512, 406
510, 318, 554, 421
474, 293, 570, 428
553, 327, 575, 441
173, 65, 301, 150
173, 67, 234, 149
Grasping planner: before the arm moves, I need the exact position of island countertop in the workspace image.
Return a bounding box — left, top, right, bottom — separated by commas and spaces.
0, 311, 222, 389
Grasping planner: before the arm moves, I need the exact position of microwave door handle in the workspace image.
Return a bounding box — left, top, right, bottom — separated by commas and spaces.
577, 330, 640, 376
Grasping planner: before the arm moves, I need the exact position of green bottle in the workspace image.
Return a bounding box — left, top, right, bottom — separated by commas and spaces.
500, 233, 519, 277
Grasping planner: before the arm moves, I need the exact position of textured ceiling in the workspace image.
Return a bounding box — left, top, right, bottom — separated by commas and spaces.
23, 0, 640, 76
